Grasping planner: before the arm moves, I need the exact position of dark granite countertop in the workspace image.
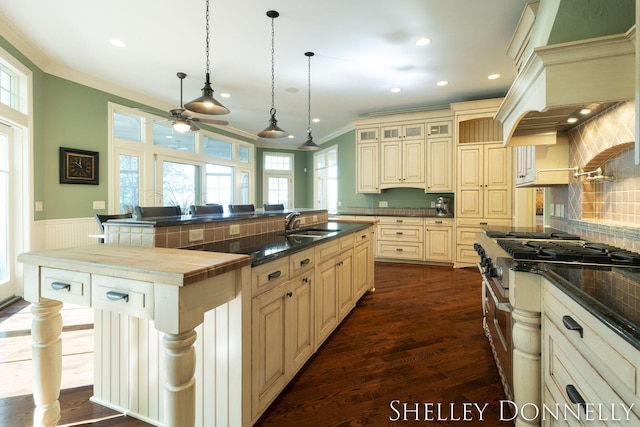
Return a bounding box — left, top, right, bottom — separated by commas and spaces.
542, 264, 640, 350
184, 221, 372, 267
331, 208, 453, 218
106, 208, 328, 228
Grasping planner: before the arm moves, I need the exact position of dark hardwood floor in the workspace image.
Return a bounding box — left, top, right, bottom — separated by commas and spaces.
1, 263, 506, 427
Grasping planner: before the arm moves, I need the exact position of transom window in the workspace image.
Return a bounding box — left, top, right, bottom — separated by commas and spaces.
110, 103, 254, 214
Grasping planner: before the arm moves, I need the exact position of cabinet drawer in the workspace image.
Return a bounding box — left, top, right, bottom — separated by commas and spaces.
544, 283, 640, 404
289, 248, 314, 276
378, 216, 423, 226
457, 227, 482, 245
339, 234, 355, 251
377, 242, 423, 260
41, 267, 91, 306
252, 258, 289, 297
456, 245, 479, 265
354, 228, 371, 246
378, 226, 423, 242
316, 239, 341, 263
544, 316, 640, 423
92, 275, 153, 319
456, 218, 511, 228
425, 218, 452, 227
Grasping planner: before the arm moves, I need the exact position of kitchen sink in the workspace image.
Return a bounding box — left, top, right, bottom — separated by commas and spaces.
285, 228, 339, 239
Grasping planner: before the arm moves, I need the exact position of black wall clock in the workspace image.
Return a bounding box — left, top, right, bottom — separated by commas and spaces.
59, 147, 99, 185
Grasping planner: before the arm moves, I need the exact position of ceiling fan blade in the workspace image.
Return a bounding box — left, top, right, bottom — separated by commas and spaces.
189, 121, 200, 132
190, 117, 229, 126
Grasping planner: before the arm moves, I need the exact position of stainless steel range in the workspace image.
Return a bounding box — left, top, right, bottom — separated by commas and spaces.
474, 228, 640, 424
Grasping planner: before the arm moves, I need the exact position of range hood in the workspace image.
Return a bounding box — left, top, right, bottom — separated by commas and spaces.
495, 29, 636, 146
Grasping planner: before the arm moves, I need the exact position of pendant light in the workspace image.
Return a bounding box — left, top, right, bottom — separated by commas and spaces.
184, 0, 229, 115
298, 51, 320, 151
257, 10, 288, 138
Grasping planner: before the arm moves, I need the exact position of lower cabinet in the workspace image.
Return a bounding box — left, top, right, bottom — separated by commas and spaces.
251, 229, 374, 422
542, 280, 640, 425
424, 218, 452, 262
376, 216, 424, 261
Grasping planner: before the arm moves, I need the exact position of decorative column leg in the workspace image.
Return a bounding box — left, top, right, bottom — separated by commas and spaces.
31, 299, 64, 427
511, 308, 542, 427
163, 329, 197, 427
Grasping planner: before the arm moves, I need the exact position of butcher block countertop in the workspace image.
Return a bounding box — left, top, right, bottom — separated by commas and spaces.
18, 244, 251, 286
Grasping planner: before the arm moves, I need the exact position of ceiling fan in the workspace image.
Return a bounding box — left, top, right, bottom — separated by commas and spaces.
157, 72, 229, 133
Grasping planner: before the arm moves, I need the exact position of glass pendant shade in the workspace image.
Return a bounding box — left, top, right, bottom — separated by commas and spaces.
173, 119, 191, 133
258, 108, 288, 138
184, 73, 229, 115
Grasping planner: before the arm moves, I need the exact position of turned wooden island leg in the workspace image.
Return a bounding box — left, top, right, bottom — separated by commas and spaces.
31, 299, 64, 427
163, 329, 198, 427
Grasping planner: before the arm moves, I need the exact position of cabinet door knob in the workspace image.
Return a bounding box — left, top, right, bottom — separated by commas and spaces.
286, 291, 293, 298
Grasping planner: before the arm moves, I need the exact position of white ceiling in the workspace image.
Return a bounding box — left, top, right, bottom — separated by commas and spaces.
0, 0, 530, 146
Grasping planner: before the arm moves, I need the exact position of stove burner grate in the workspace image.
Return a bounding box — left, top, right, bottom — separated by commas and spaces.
496, 239, 640, 266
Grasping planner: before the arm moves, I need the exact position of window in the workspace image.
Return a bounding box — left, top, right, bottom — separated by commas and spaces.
206, 164, 233, 207
263, 152, 293, 209
0, 131, 8, 284
109, 103, 255, 214
0, 67, 16, 108
314, 146, 338, 211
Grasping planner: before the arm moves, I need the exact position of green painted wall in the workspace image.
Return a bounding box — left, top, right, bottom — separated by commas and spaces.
545, 0, 634, 45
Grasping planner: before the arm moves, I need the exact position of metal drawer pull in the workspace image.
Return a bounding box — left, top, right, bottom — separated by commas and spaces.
106, 291, 129, 303
435, 221, 442, 224
268, 270, 282, 280
562, 315, 584, 338
396, 248, 403, 252
566, 385, 586, 413
51, 281, 71, 291
361, 234, 367, 239
300, 258, 311, 266
396, 219, 403, 223
396, 232, 403, 235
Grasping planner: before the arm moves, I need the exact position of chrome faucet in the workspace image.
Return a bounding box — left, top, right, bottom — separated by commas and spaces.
285, 212, 301, 232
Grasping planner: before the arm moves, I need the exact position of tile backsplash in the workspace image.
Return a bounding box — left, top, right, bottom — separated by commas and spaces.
550, 100, 639, 251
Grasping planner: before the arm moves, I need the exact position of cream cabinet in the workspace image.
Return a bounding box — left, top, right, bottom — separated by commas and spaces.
356, 127, 380, 193
542, 281, 640, 425
353, 226, 375, 300
426, 137, 452, 192
515, 138, 571, 187
457, 143, 512, 219
380, 122, 425, 189
376, 216, 424, 261
380, 138, 425, 189
455, 218, 512, 266
424, 218, 452, 262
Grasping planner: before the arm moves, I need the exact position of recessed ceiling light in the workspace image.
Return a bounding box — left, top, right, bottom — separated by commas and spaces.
220, 93, 231, 98
110, 39, 127, 48
390, 87, 401, 93
287, 135, 294, 139
416, 38, 431, 46
436, 81, 448, 86
567, 117, 578, 123
285, 87, 299, 93
488, 74, 501, 80
312, 118, 320, 123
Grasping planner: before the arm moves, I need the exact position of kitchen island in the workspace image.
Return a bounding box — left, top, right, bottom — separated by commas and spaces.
20, 213, 376, 426
18, 245, 251, 427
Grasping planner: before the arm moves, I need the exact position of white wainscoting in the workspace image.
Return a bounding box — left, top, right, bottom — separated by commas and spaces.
35, 217, 101, 250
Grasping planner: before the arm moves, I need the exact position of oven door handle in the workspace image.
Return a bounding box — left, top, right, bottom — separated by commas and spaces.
484, 277, 513, 313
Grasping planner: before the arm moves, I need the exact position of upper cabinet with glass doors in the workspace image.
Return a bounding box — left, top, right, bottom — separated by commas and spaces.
353, 111, 454, 193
